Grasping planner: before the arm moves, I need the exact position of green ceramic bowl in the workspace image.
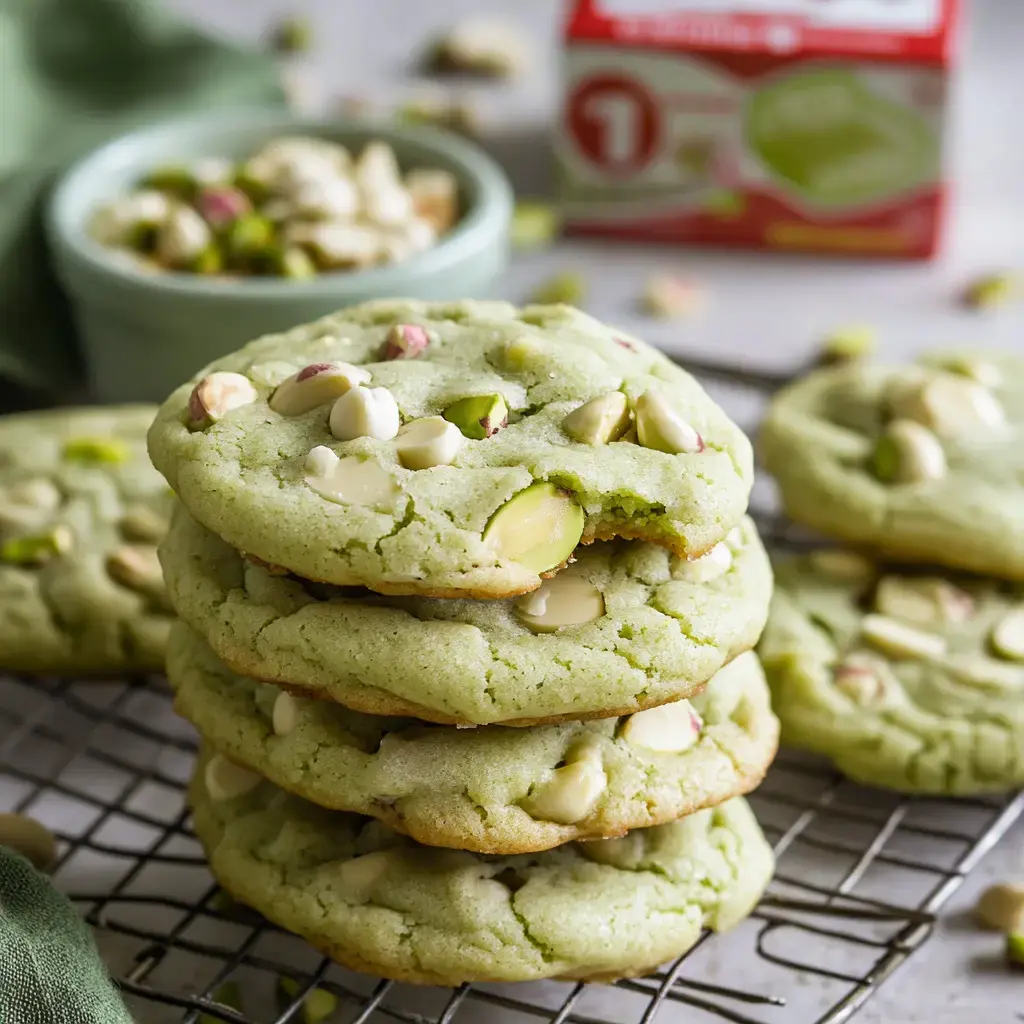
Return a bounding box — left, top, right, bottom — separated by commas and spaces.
47, 111, 513, 402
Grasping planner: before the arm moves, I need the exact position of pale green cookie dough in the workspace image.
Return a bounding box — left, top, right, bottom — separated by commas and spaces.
170, 625, 778, 854
161, 509, 772, 725
190, 753, 774, 984
0, 406, 174, 675
761, 351, 1024, 579
148, 300, 753, 598
759, 549, 1024, 794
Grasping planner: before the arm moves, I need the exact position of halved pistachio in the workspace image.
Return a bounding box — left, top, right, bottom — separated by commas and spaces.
520, 745, 606, 824
619, 700, 702, 753
394, 416, 463, 470
482, 482, 584, 573
204, 754, 261, 801
443, 394, 508, 440
1, 526, 73, 566
991, 609, 1024, 662
529, 270, 585, 306
860, 614, 947, 660
381, 323, 430, 360
187, 372, 259, 429
270, 362, 370, 417
62, 437, 129, 465
562, 392, 630, 446
872, 420, 946, 484
514, 576, 604, 633
328, 386, 400, 441
635, 391, 704, 454
304, 447, 398, 507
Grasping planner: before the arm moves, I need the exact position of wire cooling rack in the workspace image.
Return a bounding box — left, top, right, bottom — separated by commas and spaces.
0, 355, 1022, 1024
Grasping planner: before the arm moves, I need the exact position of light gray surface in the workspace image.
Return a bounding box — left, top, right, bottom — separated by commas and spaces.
131, 0, 1024, 1020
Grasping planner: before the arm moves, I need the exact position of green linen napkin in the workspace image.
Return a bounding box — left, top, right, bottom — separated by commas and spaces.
0, 0, 285, 396
0, 846, 134, 1023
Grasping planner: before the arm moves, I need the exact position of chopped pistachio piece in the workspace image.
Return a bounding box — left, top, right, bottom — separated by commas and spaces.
1007, 932, 1024, 969
511, 201, 559, 250
190, 245, 224, 275
640, 275, 704, 319
443, 394, 508, 440
562, 392, 631, 446
872, 420, 946, 484
482, 482, 584, 573
819, 324, 877, 364
963, 271, 1021, 309
861, 614, 947, 660
833, 657, 890, 707
991, 609, 1024, 661
934, 354, 1002, 388
62, 437, 129, 465
976, 883, 1024, 932
119, 504, 168, 543
427, 19, 526, 78
141, 166, 197, 199
529, 271, 585, 306
272, 692, 301, 737
106, 544, 163, 594
514, 576, 605, 633
225, 214, 276, 260
269, 15, 312, 53
0, 526, 73, 566
188, 372, 259, 429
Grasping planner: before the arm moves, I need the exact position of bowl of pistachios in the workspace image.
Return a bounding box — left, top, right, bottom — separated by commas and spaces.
47, 111, 513, 402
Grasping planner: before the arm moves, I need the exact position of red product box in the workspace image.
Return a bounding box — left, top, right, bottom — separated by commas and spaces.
558, 0, 960, 259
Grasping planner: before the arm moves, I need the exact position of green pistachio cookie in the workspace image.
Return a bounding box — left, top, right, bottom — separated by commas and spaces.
170, 624, 778, 854
761, 351, 1024, 579
0, 406, 173, 675
759, 548, 1024, 794
148, 300, 753, 598
161, 508, 771, 725
189, 751, 774, 984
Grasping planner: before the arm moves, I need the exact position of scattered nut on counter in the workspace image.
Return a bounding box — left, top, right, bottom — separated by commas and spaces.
88, 136, 460, 280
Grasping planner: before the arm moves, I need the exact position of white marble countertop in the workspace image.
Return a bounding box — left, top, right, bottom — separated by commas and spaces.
152, 1, 1024, 1020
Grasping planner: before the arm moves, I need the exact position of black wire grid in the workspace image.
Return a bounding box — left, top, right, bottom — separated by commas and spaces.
0, 356, 1021, 1024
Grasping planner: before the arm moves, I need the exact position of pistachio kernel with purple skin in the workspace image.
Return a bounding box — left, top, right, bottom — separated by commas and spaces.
443, 393, 509, 440
381, 323, 429, 360
187, 372, 259, 429
197, 186, 252, 229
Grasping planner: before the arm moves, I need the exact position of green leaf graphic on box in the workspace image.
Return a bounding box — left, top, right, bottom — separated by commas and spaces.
746, 70, 937, 205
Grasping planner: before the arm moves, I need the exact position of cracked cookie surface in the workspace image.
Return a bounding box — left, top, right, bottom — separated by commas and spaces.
161, 509, 772, 725
0, 406, 173, 674
189, 752, 774, 984
759, 550, 1024, 794
148, 300, 752, 598
170, 625, 778, 854
760, 351, 1024, 578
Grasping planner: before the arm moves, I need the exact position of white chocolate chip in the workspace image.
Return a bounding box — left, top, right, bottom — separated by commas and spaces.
156, 205, 212, 266
949, 653, 1024, 691
521, 746, 606, 824
337, 850, 394, 897
304, 447, 398, 506
394, 416, 463, 470
620, 700, 702, 753
975, 884, 1024, 932
675, 542, 732, 583
272, 692, 301, 736
329, 386, 400, 441
890, 374, 1005, 437
188, 372, 258, 429
991, 609, 1024, 662
514, 576, 605, 633
270, 362, 370, 417
809, 550, 875, 582
874, 419, 947, 484
562, 392, 631, 445
204, 754, 261, 801
875, 576, 974, 629
861, 614, 947, 660
635, 391, 704, 454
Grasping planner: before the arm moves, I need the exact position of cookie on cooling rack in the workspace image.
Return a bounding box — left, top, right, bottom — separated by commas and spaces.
169, 624, 779, 855
189, 748, 774, 984
0, 406, 173, 675
760, 351, 1024, 579
147, 299, 753, 599
160, 508, 772, 725
759, 548, 1024, 794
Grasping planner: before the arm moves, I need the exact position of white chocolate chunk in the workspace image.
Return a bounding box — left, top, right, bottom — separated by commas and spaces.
809, 550, 875, 582
975, 884, 1024, 931
861, 614, 947, 660
521, 747, 606, 824
394, 416, 463, 470
304, 447, 398, 506
329, 386, 400, 441
338, 850, 394, 897
272, 692, 301, 736
891, 373, 1005, 437
204, 754, 260, 801
270, 362, 370, 416
991, 609, 1024, 662
676, 542, 732, 583
875, 419, 947, 484
514, 576, 605, 633
635, 391, 704, 454
620, 700, 701, 753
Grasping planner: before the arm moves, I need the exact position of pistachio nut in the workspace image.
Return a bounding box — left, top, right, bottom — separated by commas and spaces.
482, 482, 584, 573
529, 270, 585, 306
514, 576, 604, 633
380, 323, 430, 360
196, 185, 252, 228
872, 419, 946, 484
406, 168, 459, 234
188, 372, 259, 429
1, 525, 73, 566
106, 544, 163, 595
620, 700, 702, 753
562, 392, 630, 445
833, 653, 892, 706
276, 977, 339, 1024
270, 361, 370, 417
640, 274, 703, 319
156, 205, 212, 266
442, 394, 508, 440
818, 324, 877, 364
860, 614, 947, 660
949, 653, 1024, 692
204, 753, 261, 801
635, 391, 705, 454
6, 478, 61, 511
394, 416, 463, 469
119, 504, 168, 543
61, 437, 130, 465
328, 385, 400, 441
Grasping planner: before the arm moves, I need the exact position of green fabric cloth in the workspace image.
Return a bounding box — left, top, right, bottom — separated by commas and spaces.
0, 0, 286, 396
0, 847, 134, 1023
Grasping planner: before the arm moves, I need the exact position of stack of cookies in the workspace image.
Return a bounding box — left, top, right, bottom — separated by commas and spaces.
148, 300, 780, 984
759, 351, 1024, 795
